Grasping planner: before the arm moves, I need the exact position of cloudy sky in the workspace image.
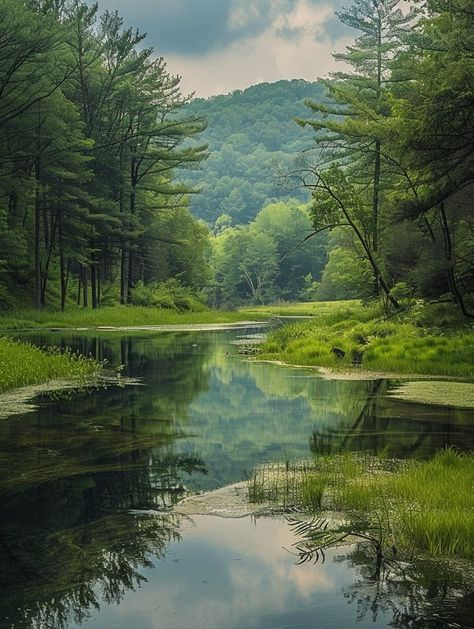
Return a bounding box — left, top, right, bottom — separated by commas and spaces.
95, 0, 353, 97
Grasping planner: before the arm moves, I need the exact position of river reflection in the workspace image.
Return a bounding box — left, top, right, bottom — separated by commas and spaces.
12, 329, 474, 490
1, 328, 473, 628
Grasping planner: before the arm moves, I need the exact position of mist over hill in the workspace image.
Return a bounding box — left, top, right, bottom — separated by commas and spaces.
185, 80, 324, 226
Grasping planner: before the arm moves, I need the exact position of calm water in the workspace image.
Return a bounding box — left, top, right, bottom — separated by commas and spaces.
1, 328, 473, 628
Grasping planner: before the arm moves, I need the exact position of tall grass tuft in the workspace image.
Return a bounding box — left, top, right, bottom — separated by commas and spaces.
0, 337, 102, 393
248, 449, 474, 560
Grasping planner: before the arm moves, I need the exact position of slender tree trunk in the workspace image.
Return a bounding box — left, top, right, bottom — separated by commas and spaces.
372, 141, 381, 253
439, 203, 472, 317
121, 248, 128, 305
58, 214, 67, 311
41, 215, 58, 306
82, 266, 89, 308
97, 265, 101, 308
34, 160, 42, 309
91, 264, 98, 309
77, 268, 82, 306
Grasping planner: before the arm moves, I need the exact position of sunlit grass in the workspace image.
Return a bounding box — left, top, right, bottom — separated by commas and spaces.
241, 299, 362, 318
248, 449, 474, 559
0, 337, 102, 393
0, 305, 270, 330
260, 303, 474, 378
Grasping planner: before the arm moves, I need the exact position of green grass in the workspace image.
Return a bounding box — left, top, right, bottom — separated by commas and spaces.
240, 299, 361, 318
0, 305, 270, 330
249, 449, 474, 559
260, 301, 474, 378
0, 337, 102, 393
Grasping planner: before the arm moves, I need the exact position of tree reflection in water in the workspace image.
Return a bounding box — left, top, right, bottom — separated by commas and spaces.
0, 335, 210, 629
338, 544, 474, 629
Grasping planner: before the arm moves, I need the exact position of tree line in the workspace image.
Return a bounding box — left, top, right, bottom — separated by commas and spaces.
0, 0, 208, 311
291, 0, 473, 315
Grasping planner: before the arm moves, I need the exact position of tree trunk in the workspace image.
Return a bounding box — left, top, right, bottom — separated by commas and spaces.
91, 264, 98, 309
439, 203, 472, 317
82, 266, 89, 308
34, 160, 42, 309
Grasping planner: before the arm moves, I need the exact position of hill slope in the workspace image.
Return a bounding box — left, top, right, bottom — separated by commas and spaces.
185, 80, 324, 225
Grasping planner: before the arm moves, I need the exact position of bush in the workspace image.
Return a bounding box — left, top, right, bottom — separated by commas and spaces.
130, 280, 207, 312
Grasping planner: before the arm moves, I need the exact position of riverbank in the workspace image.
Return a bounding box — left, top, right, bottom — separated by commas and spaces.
258, 301, 474, 379
0, 305, 269, 331
0, 336, 102, 394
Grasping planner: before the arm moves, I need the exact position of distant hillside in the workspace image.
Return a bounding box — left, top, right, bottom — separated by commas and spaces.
185, 80, 324, 225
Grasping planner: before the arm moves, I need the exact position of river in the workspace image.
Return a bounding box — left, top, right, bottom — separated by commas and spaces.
1, 327, 473, 628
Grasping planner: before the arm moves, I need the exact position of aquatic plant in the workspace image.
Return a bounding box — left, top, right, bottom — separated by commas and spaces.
248, 449, 474, 560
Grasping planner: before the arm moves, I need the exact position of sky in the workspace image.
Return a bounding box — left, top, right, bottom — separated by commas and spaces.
94, 0, 354, 97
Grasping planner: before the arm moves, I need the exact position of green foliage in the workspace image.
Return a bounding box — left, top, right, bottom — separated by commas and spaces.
316, 246, 373, 301
130, 280, 207, 312
185, 80, 324, 224
209, 200, 327, 306
296, 0, 473, 314
0, 0, 208, 312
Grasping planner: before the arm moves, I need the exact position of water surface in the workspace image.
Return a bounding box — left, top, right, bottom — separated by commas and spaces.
1, 328, 473, 628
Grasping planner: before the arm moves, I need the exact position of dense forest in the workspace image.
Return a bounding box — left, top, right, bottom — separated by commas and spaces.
0, 0, 209, 311
292, 0, 474, 314
185, 80, 320, 225
0, 0, 473, 313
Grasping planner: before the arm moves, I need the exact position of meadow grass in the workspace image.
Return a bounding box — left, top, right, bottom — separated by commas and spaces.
240, 299, 361, 318
260, 301, 474, 378
0, 305, 269, 330
0, 336, 102, 393
248, 449, 474, 559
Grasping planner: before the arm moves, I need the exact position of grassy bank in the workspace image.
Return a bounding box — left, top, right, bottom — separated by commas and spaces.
0, 305, 269, 330
241, 299, 360, 318
248, 449, 474, 560
259, 301, 474, 378
0, 337, 102, 393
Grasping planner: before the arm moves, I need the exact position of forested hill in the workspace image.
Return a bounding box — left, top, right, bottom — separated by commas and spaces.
185, 80, 324, 225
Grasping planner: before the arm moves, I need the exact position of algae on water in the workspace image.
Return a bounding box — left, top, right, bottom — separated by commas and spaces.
390, 381, 474, 409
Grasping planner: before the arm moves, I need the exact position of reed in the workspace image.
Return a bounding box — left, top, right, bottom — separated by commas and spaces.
248, 449, 474, 559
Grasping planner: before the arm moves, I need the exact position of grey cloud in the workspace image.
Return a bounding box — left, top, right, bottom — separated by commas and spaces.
94, 0, 350, 55
319, 12, 353, 43
95, 0, 232, 55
